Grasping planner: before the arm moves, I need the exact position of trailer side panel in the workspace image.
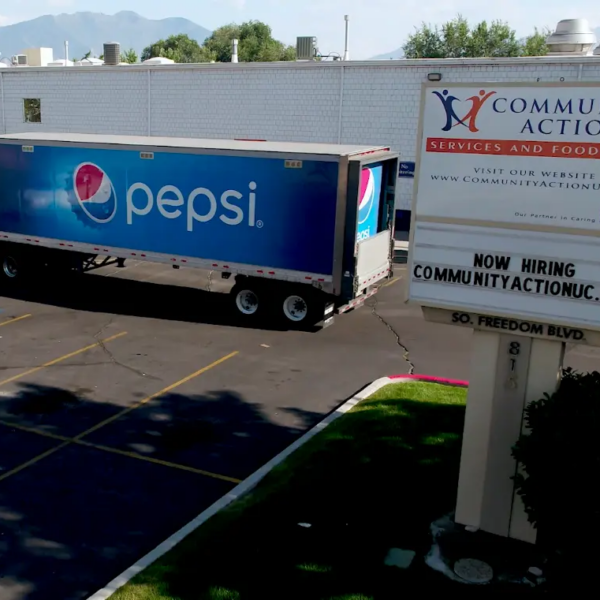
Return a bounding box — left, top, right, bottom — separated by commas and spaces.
0, 143, 340, 276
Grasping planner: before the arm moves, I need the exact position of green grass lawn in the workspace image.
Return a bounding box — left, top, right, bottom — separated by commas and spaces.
112, 381, 468, 600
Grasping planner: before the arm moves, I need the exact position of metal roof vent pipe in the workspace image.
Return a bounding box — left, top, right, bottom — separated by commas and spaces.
546, 19, 597, 56
232, 38, 239, 63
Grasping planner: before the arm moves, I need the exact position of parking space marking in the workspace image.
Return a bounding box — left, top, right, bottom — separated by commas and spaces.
0, 351, 240, 483
0, 331, 128, 388
74, 350, 240, 439
0, 420, 241, 483
0, 314, 32, 327
0, 419, 70, 442
75, 441, 242, 483
383, 276, 402, 288
0, 440, 71, 482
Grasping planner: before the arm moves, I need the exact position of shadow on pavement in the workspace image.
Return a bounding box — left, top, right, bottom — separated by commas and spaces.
0, 271, 321, 332
130, 392, 469, 600
0, 381, 327, 600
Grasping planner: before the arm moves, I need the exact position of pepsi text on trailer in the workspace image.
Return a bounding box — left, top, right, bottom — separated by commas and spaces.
74, 163, 257, 231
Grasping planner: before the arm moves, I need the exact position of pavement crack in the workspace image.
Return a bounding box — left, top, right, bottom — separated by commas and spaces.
368, 297, 415, 375
93, 320, 159, 380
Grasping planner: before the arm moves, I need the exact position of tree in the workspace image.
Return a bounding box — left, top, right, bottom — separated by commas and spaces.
403, 15, 547, 59
202, 20, 295, 62
141, 34, 215, 63
521, 27, 551, 56
120, 48, 138, 64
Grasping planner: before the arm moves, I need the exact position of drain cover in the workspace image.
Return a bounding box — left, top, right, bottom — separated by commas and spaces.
453, 558, 494, 583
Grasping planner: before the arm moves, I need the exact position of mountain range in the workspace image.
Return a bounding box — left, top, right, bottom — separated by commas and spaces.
0, 11, 211, 62
370, 48, 404, 60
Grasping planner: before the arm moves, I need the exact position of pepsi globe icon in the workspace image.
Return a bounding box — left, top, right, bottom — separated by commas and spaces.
72, 163, 117, 225
358, 167, 375, 225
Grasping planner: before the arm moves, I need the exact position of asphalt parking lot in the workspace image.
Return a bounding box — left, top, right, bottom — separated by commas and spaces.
0, 260, 598, 600
0, 260, 414, 600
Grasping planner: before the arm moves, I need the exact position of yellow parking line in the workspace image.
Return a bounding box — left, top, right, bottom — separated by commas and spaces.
0, 441, 71, 482
75, 440, 242, 483
0, 350, 239, 483
0, 419, 241, 483
0, 331, 128, 388
0, 419, 70, 442
0, 314, 32, 327
74, 350, 240, 440
383, 276, 401, 287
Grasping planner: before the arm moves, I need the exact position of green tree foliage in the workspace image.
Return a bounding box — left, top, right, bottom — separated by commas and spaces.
120, 48, 138, 64
521, 27, 551, 56
512, 367, 600, 554
141, 33, 216, 63
403, 15, 549, 58
203, 20, 295, 62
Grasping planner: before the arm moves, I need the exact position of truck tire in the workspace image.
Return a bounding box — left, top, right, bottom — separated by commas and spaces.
279, 287, 323, 329
230, 281, 267, 321
0, 252, 31, 284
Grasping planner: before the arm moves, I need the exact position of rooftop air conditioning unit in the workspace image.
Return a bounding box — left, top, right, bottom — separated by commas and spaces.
296, 36, 317, 61
12, 54, 28, 66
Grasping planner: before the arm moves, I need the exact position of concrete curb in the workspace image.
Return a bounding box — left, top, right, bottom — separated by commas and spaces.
85, 374, 469, 600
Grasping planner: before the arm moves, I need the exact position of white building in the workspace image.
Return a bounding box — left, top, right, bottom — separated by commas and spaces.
0, 19, 598, 227
20, 48, 54, 67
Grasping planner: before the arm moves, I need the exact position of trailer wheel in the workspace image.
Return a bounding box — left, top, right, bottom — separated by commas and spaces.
0, 253, 33, 284
279, 287, 323, 328
231, 282, 266, 320
2, 255, 20, 280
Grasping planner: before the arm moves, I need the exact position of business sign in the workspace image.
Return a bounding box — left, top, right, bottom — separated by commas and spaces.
415, 83, 600, 228
408, 83, 600, 331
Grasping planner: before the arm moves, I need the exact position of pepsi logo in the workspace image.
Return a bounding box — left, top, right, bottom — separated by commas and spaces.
358, 167, 375, 225
73, 163, 117, 224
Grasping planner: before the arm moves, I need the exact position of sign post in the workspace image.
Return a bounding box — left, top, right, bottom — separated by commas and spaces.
407, 82, 600, 543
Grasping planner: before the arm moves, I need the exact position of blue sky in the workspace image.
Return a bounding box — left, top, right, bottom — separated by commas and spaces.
3, 1, 600, 59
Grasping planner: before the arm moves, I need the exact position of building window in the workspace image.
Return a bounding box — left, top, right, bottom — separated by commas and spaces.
23, 98, 41, 123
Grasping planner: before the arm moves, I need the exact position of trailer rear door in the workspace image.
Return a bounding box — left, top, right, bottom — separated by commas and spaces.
340, 151, 399, 298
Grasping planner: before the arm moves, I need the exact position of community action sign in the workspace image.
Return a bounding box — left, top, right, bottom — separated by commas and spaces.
408, 82, 600, 331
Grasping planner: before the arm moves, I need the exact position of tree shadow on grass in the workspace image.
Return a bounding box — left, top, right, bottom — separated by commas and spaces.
133, 394, 468, 600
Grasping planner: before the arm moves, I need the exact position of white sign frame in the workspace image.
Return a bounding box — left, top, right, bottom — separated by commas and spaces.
406, 81, 600, 333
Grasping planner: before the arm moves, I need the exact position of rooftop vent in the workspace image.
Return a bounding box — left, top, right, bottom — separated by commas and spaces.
296, 36, 317, 60
103, 42, 121, 65
546, 19, 597, 55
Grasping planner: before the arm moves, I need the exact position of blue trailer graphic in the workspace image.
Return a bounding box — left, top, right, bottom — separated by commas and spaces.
0, 144, 340, 275
0, 133, 399, 328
